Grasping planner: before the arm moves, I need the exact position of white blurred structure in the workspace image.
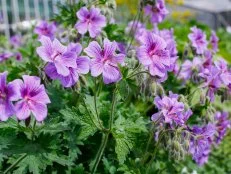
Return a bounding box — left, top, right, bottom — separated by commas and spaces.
182, 0, 231, 30
0, 0, 79, 38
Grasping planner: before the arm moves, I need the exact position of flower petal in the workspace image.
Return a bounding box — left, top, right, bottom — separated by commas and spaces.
90, 58, 103, 77
102, 64, 121, 84
84, 41, 102, 59
15, 101, 31, 120
76, 56, 90, 74
29, 101, 48, 122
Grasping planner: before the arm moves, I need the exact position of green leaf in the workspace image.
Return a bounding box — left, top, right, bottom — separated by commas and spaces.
60, 95, 100, 140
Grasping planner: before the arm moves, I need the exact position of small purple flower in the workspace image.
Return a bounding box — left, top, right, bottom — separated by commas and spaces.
75, 7, 106, 38
210, 31, 219, 53
202, 50, 213, 69
144, 0, 169, 24
14, 52, 23, 61
214, 59, 231, 86
214, 112, 230, 145
189, 123, 216, 166
34, 20, 57, 39
0, 72, 18, 121
152, 92, 192, 126
10, 35, 22, 48
45, 43, 90, 87
199, 65, 221, 102
179, 57, 202, 81
14, 75, 50, 122
0, 52, 14, 62
36, 36, 77, 76
188, 27, 208, 55
84, 39, 125, 84
137, 31, 171, 81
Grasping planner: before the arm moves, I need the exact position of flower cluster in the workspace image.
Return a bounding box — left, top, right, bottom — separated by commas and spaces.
0, 72, 50, 122
152, 92, 192, 126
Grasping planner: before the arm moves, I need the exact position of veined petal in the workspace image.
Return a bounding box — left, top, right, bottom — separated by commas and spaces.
90, 58, 103, 77
102, 64, 121, 84
15, 100, 31, 120
103, 39, 117, 58
76, 56, 90, 74
29, 101, 48, 122
54, 61, 70, 76
84, 41, 102, 59
75, 21, 88, 35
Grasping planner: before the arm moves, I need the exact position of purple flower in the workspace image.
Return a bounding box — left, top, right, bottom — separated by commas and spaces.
0, 52, 14, 62
36, 36, 77, 76
210, 31, 219, 53
199, 65, 221, 102
152, 92, 192, 126
10, 35, 22, 48
15, 52, 22, 61
214, 59, 231, 86
189, 123, 216, 166
214, 112, 230, 144
75, 7, 106, 38
45, 43, 90, 87
137, 31, 171, 81
14, 75, 50, 122
179, 57, 202, 81
144, 0, 169, 24
84, 39, 125, 84
0, 72, 18, 121
202, 50, 213, 69
188, 27, 208, 54
34, 20, 57, 40
157, 29, 178, 70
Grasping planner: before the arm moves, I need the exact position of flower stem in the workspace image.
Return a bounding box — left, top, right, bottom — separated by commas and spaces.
94, 79, 104, 130
91, 87, 117, 174
3, 154, 27, 174
127, 71, 149, 79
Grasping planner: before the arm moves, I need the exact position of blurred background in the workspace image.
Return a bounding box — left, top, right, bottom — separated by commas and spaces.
0, 0, 231, 38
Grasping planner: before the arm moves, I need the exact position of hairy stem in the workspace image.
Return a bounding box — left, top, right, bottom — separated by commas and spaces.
3, 154, 27, 174
91, 87, 117, 174
127, 71, 149, 79
94, 79, 104, 130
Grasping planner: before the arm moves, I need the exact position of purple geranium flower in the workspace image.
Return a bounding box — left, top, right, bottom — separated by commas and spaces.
144, 0, 169, 24
188, 27, 208, 55
84, 39, 125, 84
137, 31, 171, 81
34, 20, 57, 40
75, 7, 106, 38
189, 123, 216, 166
214, 59, 231, 86
10, 35, 22, 48
214, 112, 230, 145
202, 50, 213, 69
179, 57, 202, 81
157, 28, 178, 70
199, 65, 221, 102
152, 92, 192, 126
45, 43, 90, 87
210, 31, 219, 53
14, 75, 50, 122
0, 52, 14, 63
0, 72, 18, 121
36, 36, 77, 76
